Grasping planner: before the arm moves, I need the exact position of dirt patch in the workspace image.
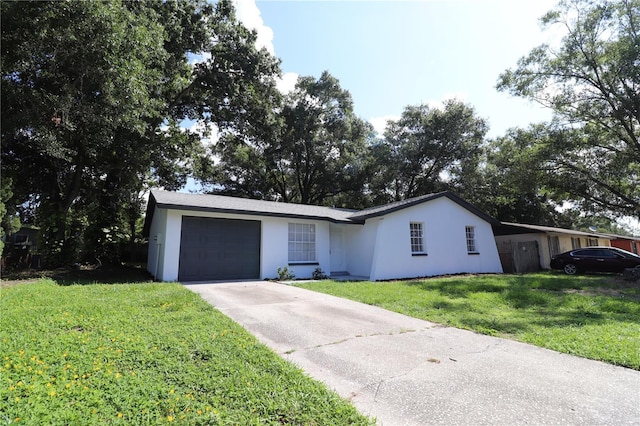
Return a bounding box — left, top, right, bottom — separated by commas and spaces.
0, 278, 41, 289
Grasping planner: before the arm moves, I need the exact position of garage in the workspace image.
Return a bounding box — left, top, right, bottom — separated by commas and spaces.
178, 216, 261, 281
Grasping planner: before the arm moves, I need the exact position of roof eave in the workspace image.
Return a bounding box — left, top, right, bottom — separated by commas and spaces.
351, 192, 499, 225
152, 202, 364, 225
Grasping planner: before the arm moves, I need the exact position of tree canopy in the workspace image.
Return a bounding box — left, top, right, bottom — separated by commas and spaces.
370, 100, 488, 204
498, 0, 640, 219
1, 0, 280, 264
3, 0, 638, 267
199, 71, 372, 207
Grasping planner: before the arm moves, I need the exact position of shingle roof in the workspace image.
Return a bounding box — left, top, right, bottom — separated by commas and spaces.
598, 232, 640, 241
149, 190, 359, 223
497, 222, 612, 239
143, 190, 497, 236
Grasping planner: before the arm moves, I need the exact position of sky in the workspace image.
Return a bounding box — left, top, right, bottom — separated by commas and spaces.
233, 0, 561, 137
186, 0, 640, 234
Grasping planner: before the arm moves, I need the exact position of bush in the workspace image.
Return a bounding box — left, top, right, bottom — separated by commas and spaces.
312, 267, 327, 280
277, 266, 295, 281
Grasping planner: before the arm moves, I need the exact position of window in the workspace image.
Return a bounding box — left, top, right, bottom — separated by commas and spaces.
410, 222, 425, 254
548, 236, 560, 256
571, 237, 582, 249
465, 226, 477, 253
587, 238, 598, 247
288, 223, 316, 263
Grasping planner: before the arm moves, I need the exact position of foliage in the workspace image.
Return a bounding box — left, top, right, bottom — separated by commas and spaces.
312, 267, 328, 280
0, 0, 280, 266
202, 71, 372, 207
0, 281, 372, 425
277, 266, 296, 281
0, 178, 21, 256
497, 0, 640, 219
297, 273, 640, 370
478, 125, 564, 224
371, 100, 488, 204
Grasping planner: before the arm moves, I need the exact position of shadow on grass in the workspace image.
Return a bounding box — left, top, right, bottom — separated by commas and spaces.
54, 265, 154, 285
401, 274, 639, 336
2, 264, 154, 286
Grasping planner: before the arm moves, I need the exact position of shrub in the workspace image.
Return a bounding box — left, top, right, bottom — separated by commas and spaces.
277, 266, 295, 281
312, 267, 327, 280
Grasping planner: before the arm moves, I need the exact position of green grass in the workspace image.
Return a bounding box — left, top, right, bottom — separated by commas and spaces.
0, 280, 372, 425
296, 273, 640, 370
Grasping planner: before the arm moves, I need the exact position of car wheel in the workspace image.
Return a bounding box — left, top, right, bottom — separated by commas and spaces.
563, 263, 578, 275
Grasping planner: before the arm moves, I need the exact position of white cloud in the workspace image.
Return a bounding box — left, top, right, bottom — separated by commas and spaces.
619, 217, 640, 237
233, 0, 275, 54
189, 121, 220, 148
368, 115, 400, 135
231, 1, 300, 96
277, 72, 299, 94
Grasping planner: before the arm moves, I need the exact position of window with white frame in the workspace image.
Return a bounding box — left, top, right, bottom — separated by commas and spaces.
288, 223, 316, 263
410, 222, 425, 254
465, 226, 477, 253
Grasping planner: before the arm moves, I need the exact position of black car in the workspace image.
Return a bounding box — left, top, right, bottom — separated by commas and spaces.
550, 247, 640, 275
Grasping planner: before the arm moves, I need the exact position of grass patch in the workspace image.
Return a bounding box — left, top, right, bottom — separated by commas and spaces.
297, 273, 640, 370
0, 280, 372, 425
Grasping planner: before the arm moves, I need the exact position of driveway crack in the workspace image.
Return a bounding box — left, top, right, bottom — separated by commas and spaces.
282, 326, 434, 354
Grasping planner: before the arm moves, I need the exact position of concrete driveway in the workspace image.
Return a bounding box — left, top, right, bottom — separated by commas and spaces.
185, 281, 640, 426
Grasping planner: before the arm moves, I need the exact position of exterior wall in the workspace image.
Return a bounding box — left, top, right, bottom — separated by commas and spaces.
368, 197, 502, 281
610, 239, 639, 254
495, 233, 612, 269
263, 219, 331, 280
342, 221, 377, 277
495, 234, 546, 269
161, 209, 184, 281
148, 197, 504, 282
149, 208, 335, 281
147, 207, 168, 280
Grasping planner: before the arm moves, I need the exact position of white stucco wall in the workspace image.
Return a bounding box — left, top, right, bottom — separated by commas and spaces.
368, 197, 503, 281
147, 208, 334, 281
260, 218, 331, 280
147, 196, 503, 282
342, 221, 376, 277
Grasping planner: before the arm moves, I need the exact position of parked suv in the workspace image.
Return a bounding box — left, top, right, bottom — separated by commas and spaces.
550, 247, 640, 275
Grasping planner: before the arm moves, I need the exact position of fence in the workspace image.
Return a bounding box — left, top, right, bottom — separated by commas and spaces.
498, 241, 540, 273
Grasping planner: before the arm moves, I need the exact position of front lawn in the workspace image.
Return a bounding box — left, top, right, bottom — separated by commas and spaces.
297, 273, 640, 370
0, 280, 372, 425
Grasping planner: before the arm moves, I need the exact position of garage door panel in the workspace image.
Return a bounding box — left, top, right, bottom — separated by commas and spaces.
178, 217, 261, 281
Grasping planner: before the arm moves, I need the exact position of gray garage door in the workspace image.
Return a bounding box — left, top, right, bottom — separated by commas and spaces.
178, 216, 261, 281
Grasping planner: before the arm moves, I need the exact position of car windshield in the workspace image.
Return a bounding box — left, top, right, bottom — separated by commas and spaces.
614, 248, 640, 259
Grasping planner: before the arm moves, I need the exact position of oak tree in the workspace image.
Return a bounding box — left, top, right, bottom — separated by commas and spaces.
498, 0, 640, 218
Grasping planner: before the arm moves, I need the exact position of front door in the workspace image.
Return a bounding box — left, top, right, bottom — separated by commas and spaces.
330, 228, 346, 273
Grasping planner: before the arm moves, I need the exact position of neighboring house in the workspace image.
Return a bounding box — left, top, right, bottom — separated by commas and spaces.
493, 222, 613, 272
7, 226, 39, 248
1, 226, 42, 270
143, 190, 503, 282
605, 233, 640, 254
